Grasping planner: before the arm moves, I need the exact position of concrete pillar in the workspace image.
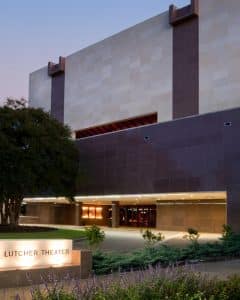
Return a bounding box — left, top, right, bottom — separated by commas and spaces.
75, 202, 82, 226
79, 250, 92, 279
111, 201, 120, 227
156, 203, 161, 230
72, 249, 92, 279
227, 185, 240, 233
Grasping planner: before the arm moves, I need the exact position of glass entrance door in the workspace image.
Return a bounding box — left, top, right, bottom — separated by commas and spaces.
119, 205, 156, 227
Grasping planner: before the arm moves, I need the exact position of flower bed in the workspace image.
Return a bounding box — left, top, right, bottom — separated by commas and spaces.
31, 265, 240, 300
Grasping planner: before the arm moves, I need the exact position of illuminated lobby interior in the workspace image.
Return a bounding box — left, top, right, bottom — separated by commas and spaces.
24, 191, 226, 233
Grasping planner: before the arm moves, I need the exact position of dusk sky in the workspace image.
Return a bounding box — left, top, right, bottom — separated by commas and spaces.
0, 0, 188, 105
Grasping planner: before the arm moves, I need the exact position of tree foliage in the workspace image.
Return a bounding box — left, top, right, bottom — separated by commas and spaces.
4, 97, 27, 109
0, 101, 79, 226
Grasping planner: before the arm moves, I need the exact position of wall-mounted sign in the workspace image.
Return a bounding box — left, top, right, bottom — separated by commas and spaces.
0, 240, 72, 270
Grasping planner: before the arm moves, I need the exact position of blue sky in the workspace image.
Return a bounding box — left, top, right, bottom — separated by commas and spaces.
0, 0, 188, 103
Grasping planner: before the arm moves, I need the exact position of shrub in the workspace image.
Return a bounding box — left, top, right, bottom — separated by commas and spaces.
183, 228, 200, 243
141, 229, 165, 247
93, 245, 183, 275
84, 225, 105, 251
222, 224, 234, 240
92, 226, 240, 275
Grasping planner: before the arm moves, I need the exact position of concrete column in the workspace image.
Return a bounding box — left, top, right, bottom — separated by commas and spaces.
156, 203, 161, 230
111, 201, 120, 228
227, 185, 240, 233
75, 202, 82, 226
79, 250, 92, 279
71, 249, 92, 279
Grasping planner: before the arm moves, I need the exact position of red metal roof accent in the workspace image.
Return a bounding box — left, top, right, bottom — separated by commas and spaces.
75, 113, 157, 139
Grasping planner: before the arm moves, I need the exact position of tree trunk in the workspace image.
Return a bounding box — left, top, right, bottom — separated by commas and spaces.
0, 196, 23, 227
0, 201, 8, 225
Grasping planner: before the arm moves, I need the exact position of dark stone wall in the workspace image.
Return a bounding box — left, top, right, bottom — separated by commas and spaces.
76, 108, 240, 195
76, 108, 240, 231
51, 74, 65, 123
156, 203, 225, 233
172, 17, 199, 118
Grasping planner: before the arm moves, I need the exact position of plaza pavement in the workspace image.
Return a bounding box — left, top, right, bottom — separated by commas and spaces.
30, 224, 221, 252
73, 227, 221, 252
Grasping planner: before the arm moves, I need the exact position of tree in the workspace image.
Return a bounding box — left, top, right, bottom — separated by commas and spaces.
0, 102, 79, 226
4, 97, 27, 109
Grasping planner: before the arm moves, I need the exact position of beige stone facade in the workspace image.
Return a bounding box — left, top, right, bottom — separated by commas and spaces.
199, 0, 240, 114
29, 0, 240, 131
64, 12, 173, 131
29, 66, 51, 112
156, 203, 226, 233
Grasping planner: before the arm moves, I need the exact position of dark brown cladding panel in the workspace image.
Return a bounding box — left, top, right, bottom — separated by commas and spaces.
76, 107, 240, 197
48, 57, 65, 123
75, 113, 158, 139
227, 186, 240, 232
170, 0, 199, 119
51, 74, 65, 123
48, 56, 65, 77
169, 0, 198, 26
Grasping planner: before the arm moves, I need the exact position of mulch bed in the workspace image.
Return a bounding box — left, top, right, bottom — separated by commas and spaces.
0, 225, 57, 233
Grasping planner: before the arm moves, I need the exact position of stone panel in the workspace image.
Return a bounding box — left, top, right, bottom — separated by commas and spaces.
26, 203, 54, 224
199, 0, 240, 114
227, 186, 240, 232
76, 108, 239, 196
29, 67, 51, 112
172, 17, 199, 118
64, 12, 172, 131
51, 74, 65, 123
156, 203, 226, 233
26, 203, 76, 225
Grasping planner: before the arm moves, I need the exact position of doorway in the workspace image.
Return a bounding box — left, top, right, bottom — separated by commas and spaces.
119, 205, 156, 227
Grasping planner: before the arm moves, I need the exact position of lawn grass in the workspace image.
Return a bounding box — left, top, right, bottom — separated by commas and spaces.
0, 228, 86, 239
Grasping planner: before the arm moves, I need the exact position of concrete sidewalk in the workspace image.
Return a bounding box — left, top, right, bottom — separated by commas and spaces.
195, 259, 240, 279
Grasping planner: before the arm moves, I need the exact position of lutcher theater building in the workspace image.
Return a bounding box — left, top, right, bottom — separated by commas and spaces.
26, 0, 240, 233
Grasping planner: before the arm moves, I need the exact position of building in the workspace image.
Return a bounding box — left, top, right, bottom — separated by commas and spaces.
27, 0, 240, 233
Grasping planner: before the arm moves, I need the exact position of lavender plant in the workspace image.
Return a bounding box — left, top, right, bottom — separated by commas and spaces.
22, 265, 240, 300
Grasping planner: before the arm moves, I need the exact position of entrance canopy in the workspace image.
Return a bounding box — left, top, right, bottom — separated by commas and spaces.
25, 191, 226, 205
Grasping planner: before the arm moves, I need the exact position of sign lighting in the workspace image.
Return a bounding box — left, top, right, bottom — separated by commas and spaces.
0, 240, 72, 270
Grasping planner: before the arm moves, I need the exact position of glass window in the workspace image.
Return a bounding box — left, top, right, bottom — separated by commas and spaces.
82, 206, 103, 219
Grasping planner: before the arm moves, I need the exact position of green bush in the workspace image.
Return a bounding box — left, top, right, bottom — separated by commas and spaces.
84, 225, 105, 251
92, 225, 240, 275
93, 246, 183, 275
183, 228, 200, 243
222, 224, 234, 240
141, 229, 165, 247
